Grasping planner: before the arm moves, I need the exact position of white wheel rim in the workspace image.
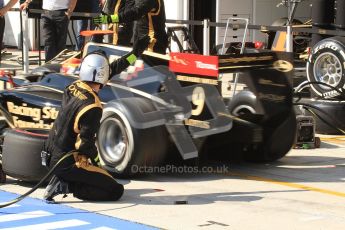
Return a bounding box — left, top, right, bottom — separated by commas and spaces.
313, 52, 343, 90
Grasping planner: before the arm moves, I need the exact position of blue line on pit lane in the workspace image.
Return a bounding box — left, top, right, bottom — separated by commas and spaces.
0, 190, 157, 229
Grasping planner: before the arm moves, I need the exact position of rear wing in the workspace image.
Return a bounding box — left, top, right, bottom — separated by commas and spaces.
169, 51, 293, 76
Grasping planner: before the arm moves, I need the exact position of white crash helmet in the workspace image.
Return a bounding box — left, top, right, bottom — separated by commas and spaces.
79, 51, 110, 85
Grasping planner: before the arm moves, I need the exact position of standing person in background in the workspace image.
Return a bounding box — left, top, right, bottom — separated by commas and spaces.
75, 0, 104, 51
0, 0, 20, 52
21, 0, 78, 62
93, 0, 168, 54
104, 0, 135, 46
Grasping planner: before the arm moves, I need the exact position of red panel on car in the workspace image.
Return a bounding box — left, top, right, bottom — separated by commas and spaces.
169, 53, 219, 77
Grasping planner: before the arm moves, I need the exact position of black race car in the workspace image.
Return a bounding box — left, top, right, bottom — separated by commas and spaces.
0, 42, 296, 182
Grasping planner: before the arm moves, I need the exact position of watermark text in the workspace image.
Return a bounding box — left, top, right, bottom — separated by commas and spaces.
131, 165, 230, 174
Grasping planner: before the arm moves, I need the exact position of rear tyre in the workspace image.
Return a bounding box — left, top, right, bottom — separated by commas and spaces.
97, 98, 169, 176
228, 92, 295, 162
245, 111, 297, 162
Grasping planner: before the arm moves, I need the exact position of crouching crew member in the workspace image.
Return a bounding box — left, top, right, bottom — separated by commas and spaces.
43, 36, 150, 202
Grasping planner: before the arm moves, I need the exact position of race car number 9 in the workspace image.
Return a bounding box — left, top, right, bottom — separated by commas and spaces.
191, 86, 205, 116
184, 84, 232, 138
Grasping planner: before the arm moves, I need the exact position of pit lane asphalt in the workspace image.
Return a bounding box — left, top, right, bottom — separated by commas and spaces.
1, 136, 345, 230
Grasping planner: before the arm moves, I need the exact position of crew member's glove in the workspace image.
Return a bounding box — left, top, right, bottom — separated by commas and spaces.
75, 154, 90, 168
93, 12, 119, 24
91, 155, 101, 167
126, 36, 150, 64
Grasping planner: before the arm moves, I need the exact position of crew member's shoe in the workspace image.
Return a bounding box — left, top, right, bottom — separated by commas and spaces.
44, 175, 69, 203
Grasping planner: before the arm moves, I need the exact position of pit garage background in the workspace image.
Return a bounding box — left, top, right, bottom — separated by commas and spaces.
2, 0, 312, 52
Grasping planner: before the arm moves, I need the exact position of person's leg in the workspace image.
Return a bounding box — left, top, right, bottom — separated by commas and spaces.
152, 40, 168, 54
0, 16, 5, 51
90, 0, 103, 43
58, 165, 124, 201
41, 12, 56, 62
76, 19, 88, 50
54, 10, 69, 58
0, 16, 5, 63
72, 183, 123, 201
150, 33, 168, 54
44, 175, 70, 201
103, 0, 116, 43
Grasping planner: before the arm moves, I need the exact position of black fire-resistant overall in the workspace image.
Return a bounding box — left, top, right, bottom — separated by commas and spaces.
118, 0, 168, 54
108, 0, 135, 46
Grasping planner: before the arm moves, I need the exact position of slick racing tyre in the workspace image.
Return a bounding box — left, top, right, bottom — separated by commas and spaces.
2, 129, 48, 182
97, 97, 169, 176
301, 99, 345, 135
307, 36, 345, 99
244, 111, 297, 162
227, 91, 295, 162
